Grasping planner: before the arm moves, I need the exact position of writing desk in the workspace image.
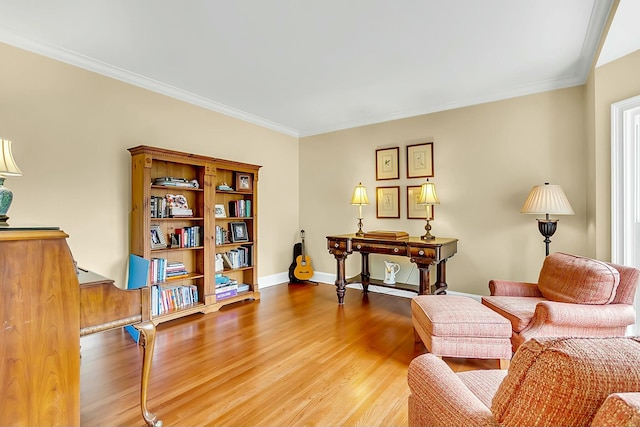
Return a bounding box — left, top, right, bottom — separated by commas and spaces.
326, 234, 458, 304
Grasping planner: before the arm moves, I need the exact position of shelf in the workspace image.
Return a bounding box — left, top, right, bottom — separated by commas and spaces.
152, 272, 204, 286
216, 190, 254, 195
151, 245, 204, 253
215, 216, 253, 221
150, 217, 205, 221
152, 184, 204, 192
222, 266, 253, 273
152, 302, 207, 324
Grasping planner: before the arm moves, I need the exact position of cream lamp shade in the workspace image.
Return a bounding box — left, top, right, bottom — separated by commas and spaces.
417, 180, 440, 240
351, 182, 369, 237
521, 182, 574, 256
0, 138, 23, 225
521, 183, 574, 215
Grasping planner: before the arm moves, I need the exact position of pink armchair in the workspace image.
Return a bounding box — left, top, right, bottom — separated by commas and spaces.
407, 336, 640, 427
482, 252, 639, 351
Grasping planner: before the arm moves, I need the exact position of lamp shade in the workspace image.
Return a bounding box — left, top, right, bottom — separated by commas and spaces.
521, 182, 574, 215
351, 182, 369, 205
0, 139, 22, 176
417, 181, 440, 205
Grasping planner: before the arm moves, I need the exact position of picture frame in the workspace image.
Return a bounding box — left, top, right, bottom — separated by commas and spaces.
375, 147, 400, 180
407, 185, 434, 220
229, 221, 249, 242
406, 142, 434, 179
150, 224, 167, 250
235, 172, 253, 192
214, 204, 227, 218
376, 186, 400, 218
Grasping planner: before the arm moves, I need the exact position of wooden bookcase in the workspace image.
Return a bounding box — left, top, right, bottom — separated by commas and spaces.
128, 145, 261, 324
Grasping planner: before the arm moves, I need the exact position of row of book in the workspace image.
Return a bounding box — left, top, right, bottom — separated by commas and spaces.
221, 246, 252, 269
150, 195, 194, 218
151, 284, 198, 315
150, 258, 189, 284
215, 275, 250, 300
215, 225, 230, 245
228, 199, 251, 217
170, 225, 202, 248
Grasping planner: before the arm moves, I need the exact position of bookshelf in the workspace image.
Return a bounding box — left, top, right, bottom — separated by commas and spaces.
129, 145, 261, 324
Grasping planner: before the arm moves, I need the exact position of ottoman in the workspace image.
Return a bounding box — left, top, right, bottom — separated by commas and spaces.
411, 295, 512, 369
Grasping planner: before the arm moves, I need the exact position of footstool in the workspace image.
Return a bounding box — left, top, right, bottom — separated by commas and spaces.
411, 295, 512, 369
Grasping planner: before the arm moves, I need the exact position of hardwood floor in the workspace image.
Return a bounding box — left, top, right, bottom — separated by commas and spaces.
80, 283, 498, 426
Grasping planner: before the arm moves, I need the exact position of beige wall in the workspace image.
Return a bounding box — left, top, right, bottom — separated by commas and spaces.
2, 37, 638, 297
0, 42, 300, 287
301, 87, 588, 295
592, 49, 640, 260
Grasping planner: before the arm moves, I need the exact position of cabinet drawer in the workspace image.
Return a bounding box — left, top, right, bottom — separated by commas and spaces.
408, 246, 437, 259
353, 241, 407, 256
327, 238, 351, 253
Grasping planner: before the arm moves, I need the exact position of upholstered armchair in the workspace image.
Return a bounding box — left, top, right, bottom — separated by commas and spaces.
481, 252, 639, 351
407, 336, 640, 427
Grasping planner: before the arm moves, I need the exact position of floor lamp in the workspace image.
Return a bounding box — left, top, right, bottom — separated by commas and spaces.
521, 182, 574, 256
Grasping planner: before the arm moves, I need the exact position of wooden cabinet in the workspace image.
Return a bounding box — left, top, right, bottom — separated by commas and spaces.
0, 228, 81, 426
128, 145, 261, 323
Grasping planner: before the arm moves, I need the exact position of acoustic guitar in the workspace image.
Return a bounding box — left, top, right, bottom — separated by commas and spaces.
293, 230, 314, 281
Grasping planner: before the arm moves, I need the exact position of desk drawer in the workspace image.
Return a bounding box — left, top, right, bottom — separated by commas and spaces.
353, 241, 407, 256
409, 246, 437, 259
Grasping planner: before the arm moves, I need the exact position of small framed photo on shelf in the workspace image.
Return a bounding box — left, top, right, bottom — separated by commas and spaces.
229, 221, 250, 242
215, 204, 227, 218
376, 186, 400, 218
407, 185, 434, 220
406, 142, 434, 179
150, 224, 167, 250
375, 147, 400, 180
235, 172, 253, 192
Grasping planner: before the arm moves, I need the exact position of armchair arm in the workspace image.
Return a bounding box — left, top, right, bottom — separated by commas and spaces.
519, 302, 636, 343
489, 280, 542, 297
408, 354, 498, 427
591, 393, 640, 427
534, 301, 636, 328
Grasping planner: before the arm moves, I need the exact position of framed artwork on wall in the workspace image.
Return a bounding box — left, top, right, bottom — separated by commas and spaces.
406, 142, 434, 179
376, 147, 400, 180
376, 186, 400, 218
407, 185, 434, 220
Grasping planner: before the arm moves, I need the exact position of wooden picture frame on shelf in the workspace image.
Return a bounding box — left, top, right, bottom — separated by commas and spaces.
376, 186, 400, 218
375, 147, 400, 180
406, 142, 434, 178
214, 204, 227, 218
407, 185, 434, 220
229, 221, 250, 242
150, 224, 167, 250
235, 172, 253, 192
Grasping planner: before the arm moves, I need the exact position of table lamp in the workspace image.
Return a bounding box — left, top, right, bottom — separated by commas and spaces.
351, 182, 369, 237
417, 180, 440, 240
0, 138, 23, 226
521, 182, 574, 256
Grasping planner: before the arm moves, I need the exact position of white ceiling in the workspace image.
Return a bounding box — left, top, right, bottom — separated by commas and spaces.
0, 0, 635, 137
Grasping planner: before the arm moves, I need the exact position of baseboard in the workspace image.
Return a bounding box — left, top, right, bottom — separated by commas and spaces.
261, 270, 483, 300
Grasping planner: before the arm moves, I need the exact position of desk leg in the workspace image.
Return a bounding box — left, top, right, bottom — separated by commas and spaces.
333, 252, 348, 305
361, 252, 370, 294
434, 259, 448, 295
411, 258, 435, 295
135, 321, 162, 427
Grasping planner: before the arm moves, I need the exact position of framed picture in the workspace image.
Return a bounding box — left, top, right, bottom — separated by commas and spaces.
150, 224, 167, 250
407, 185, 434, 220
235, 172, 253, 192
214, 204, 227, 218
229, 221, 249, 242
375, 147, 399, 180
406, 142, 434, 179
376, 186, 400, 218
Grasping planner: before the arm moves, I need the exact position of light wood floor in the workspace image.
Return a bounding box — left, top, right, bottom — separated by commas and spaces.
80, 283, 498, 427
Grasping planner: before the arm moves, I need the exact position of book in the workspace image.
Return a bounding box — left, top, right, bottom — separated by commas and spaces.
363, 230, 410, 240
